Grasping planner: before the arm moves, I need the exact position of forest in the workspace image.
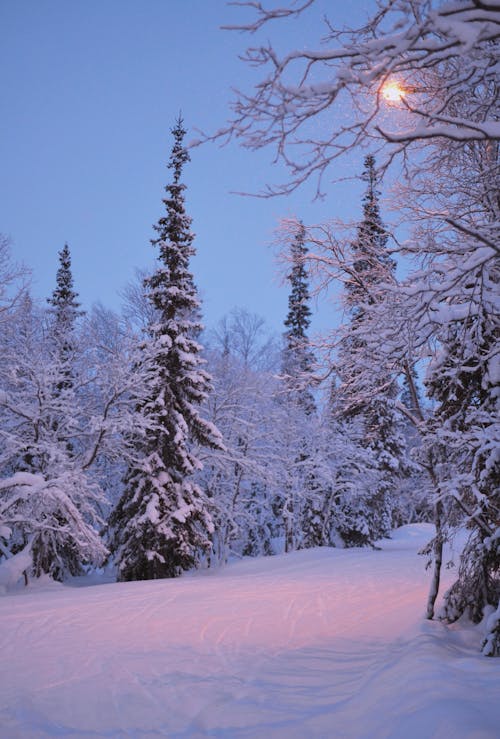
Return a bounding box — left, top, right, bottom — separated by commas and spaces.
1, 0, 499, 666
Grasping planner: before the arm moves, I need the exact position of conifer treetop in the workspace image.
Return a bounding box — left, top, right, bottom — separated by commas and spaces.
47, 243, 82, 320
152, 116, 193, 254
46, 243, 84, 361
284, 221, 312, 343
346, 156, 396, 316
282, 221, 316, 414
148, 117, 199, 326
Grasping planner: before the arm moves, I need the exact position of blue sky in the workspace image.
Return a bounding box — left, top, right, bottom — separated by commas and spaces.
1, 1, 374, 335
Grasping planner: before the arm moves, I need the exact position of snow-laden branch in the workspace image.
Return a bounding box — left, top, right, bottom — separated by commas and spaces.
204, 0, 499, 196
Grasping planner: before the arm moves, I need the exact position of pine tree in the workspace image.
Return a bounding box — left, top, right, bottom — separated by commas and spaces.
108, 117, 222, 581
335, 155, 407, 541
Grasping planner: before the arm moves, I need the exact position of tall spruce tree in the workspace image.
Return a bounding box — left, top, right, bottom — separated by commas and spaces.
47, 244, 82, 342
345, 156, 395, 318
108, 117, 222, 581
335, 155, 407, 541
279, 222, 322, 550
46, 243, 84, 405
282, 221, 316, 414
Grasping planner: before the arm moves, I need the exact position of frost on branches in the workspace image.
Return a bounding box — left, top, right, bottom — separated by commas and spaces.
0, 247, 107, 582
219, 0, 500, 653
282, 221, 316, 415
108, 118, 223, 581
218, 0, 499, 196
197, 310, 280, 563
333, 155, 409, 542
279, 221, 324, 551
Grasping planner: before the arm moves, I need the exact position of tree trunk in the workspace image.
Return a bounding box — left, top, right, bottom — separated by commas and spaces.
426, 498, 444, 619
284, 495, 294, 553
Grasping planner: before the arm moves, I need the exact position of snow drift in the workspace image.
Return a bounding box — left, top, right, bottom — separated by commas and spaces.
0, 525, 497, 738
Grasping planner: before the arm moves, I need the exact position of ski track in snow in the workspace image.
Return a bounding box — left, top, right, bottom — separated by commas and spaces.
0, 525, 498, 738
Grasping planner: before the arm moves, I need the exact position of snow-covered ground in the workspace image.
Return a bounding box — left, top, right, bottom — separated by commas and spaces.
0, 525, 498, 738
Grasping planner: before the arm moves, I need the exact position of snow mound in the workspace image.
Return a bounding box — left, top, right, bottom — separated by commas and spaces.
0, 546, 32, 593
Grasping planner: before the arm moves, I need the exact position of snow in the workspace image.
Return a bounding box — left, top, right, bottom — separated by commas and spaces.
483, 603, 500, 658
0, 545, 32, 594
0, 471, 46, 492
0, 525, 498, 738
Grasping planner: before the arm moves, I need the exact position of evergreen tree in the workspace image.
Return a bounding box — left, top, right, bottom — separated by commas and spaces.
108, 117, 222, 581
282, 221, 316, 414
0, 268, 106, 583
279, 222, 322, 550
47, 244, 82, 340
45, 244, 85, 421
335, 155, 407, 541
345, 156, 395, 317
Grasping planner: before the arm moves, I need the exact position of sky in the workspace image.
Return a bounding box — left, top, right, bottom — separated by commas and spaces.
1, 0, 374, 336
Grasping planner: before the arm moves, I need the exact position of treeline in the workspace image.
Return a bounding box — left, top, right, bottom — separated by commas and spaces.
1, 108, 498, 655
0, 121, 425, 582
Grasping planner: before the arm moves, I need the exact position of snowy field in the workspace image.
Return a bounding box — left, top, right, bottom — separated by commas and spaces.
0, 525, 498, 738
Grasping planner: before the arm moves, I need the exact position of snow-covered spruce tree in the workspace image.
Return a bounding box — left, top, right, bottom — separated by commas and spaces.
282, 221, 316, 414
279, 222, 324, 550
108, 118, 222, 581
0, 261, 106, 583
334, 155, 407, 542
45, 243, 85, 450
47, 244, 82, 359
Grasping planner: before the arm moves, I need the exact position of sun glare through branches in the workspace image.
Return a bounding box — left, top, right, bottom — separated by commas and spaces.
380, 79, 407, 104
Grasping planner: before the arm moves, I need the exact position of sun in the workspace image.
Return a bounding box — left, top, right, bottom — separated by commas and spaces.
381, 80, 406, 104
